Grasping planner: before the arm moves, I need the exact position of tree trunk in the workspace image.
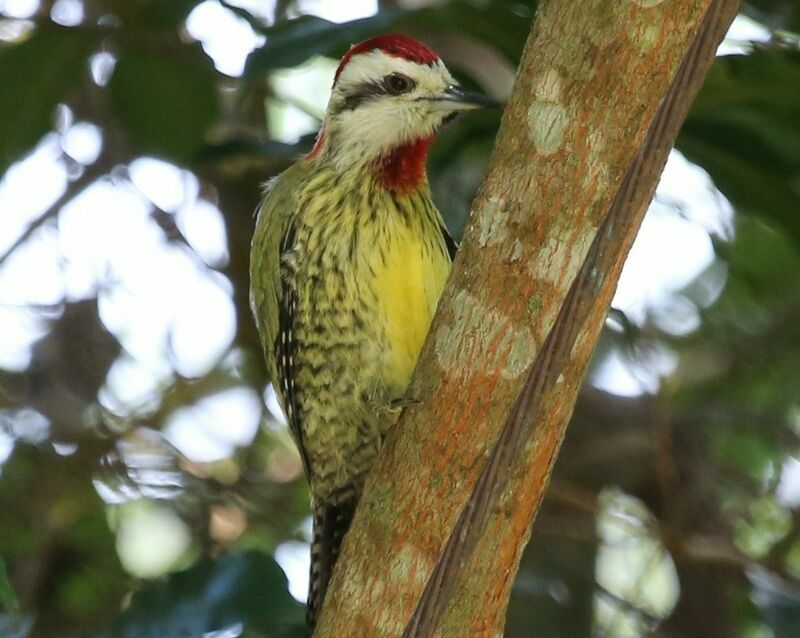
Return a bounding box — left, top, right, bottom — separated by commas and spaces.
315, 1, 740, 636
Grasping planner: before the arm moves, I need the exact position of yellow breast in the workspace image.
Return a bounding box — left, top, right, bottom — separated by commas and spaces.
366, 214, 450, 394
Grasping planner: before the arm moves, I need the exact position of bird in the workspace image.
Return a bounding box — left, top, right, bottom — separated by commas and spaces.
249, 33, 498, 630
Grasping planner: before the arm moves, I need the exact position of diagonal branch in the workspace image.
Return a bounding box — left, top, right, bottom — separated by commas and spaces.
402, 2, 741, 634
316, 1, 741, 636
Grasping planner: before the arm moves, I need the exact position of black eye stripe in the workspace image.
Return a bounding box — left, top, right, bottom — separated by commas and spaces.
339, 81, 385, 111
336, 74, 417, 112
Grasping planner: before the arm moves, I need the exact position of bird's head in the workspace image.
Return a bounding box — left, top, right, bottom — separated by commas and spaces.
309, 34, 498, 191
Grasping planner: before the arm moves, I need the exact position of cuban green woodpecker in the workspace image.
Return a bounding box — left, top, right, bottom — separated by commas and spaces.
249, 34, 498, 628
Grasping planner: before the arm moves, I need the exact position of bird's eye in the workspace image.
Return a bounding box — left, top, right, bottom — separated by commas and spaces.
384, 72, 415, 95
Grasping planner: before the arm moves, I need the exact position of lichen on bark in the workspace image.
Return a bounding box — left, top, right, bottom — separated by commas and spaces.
313, 1, 741, 636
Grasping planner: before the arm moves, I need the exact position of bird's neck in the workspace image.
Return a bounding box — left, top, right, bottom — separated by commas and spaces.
307, 126, 433, 195
375, 135, 433, 193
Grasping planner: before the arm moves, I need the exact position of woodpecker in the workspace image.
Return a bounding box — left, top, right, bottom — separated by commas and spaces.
250, 34, 497, 629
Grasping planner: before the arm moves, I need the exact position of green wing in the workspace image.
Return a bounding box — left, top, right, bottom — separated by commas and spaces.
251, 174, 285, 378
250, 162, 312, 475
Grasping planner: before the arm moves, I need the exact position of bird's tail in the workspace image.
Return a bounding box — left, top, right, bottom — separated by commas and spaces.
307, 495, 358, 631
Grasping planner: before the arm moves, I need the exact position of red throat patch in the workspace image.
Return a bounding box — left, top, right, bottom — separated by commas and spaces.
333, 34, 440, 86
376, 136, 433, 193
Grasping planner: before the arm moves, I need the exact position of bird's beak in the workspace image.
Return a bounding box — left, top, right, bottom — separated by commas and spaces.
428, 85, 501, 111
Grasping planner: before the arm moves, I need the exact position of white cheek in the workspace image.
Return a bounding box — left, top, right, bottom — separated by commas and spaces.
325, 51, 454, 168
331, 101, 429, 166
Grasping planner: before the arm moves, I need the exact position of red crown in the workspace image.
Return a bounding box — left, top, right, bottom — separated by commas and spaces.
333, 34, 440, 85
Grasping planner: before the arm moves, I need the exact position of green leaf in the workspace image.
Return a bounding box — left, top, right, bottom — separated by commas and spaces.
0, 559, 20, 626
244, 13, 400, 76
0, 28, 96, 178
136, 0, 205, 29
218, 1, 272, 36
678, 133, 800, 242
680, 51, 800, 243
196, 137, 311, 165
690, 51, 800, 116
0, 445, 130, 634
745, 1, 800, 33
243, 1, 532, 78
93, 551, 305, 638
109, 46, 219, 161
395, 1, 532, 64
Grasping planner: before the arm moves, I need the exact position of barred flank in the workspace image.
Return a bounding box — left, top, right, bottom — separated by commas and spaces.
250, 154, 453, 632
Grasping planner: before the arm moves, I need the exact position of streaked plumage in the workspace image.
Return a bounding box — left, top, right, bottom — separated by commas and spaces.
249, 34, 496, 629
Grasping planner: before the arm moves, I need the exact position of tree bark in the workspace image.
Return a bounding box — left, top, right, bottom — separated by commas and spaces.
315, 1, 740, 636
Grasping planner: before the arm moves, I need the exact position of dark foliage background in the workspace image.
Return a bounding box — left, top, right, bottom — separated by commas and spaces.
0, 0, 799, 636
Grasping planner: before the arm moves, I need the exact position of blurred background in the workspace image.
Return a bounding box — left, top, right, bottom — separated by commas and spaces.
0, 0, 799, 636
